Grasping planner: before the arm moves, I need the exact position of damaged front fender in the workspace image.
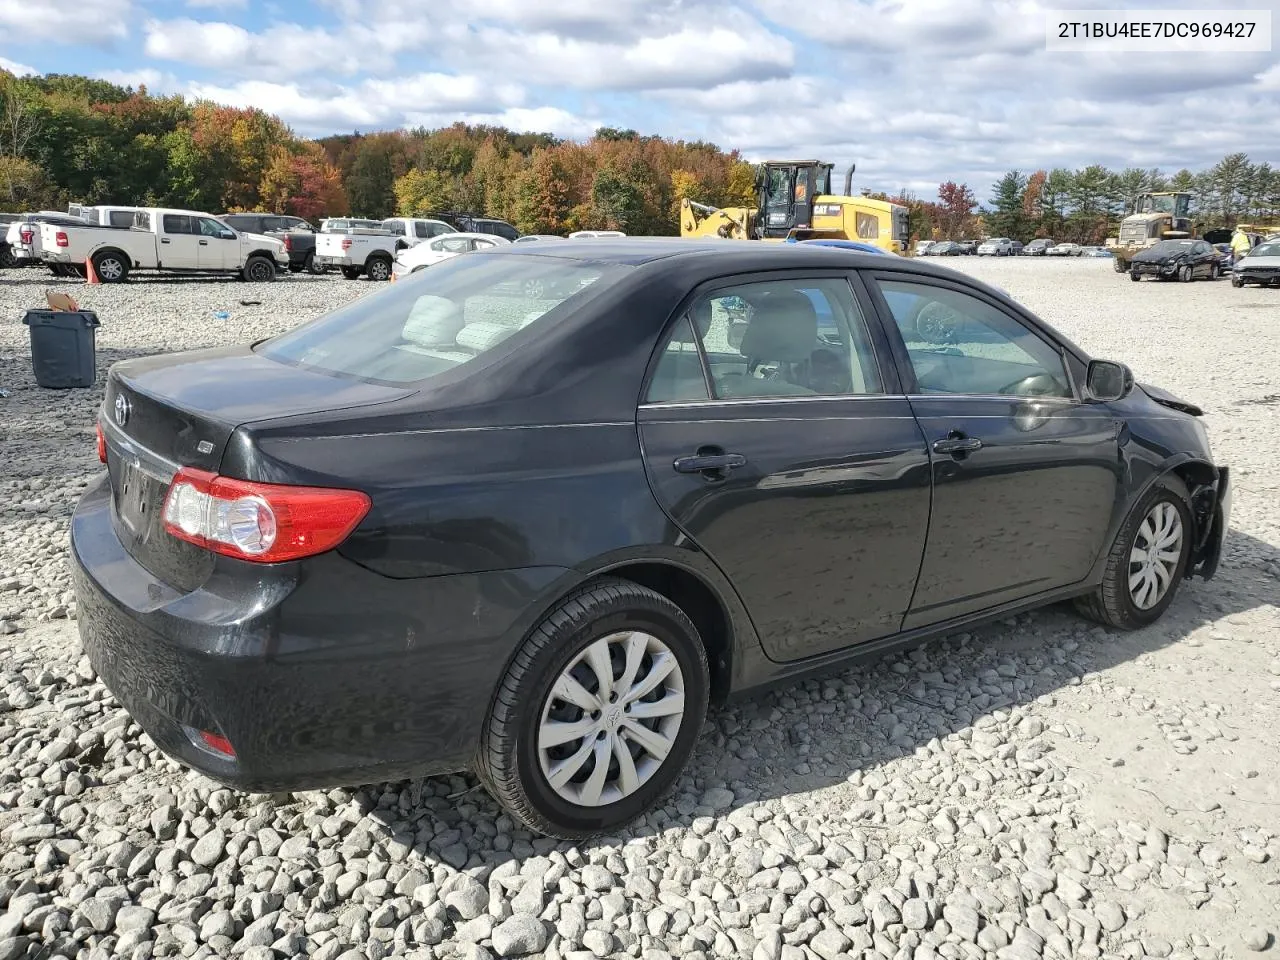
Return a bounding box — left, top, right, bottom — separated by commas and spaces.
1190, 466, 1231, 581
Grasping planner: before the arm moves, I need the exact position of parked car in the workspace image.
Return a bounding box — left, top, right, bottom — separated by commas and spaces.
6, 212, 93, 274
444, 215, 520, 241
1009, 240, 1025, 255
40, 208, 288, 282
794, 238, 892, 255
1230, 239, 1280, 287
1080, 246, 1113, 258
381, 217, 458, 249
1129, 239, 1224, 282
513, 235, 567, 244
568, 230, 627, 239
315, 226, 399, 281
0, 212, 21, 268
1024, 239, 1056, 256
955, 240, 978, 255
73, 239, 1229, 839
928, 241, 963, 256
391, 232, 511, 278
220, 213, 323, 275
1047, 243, 1083, 257
913, 240, 936, 256
977, 237, 1018, 256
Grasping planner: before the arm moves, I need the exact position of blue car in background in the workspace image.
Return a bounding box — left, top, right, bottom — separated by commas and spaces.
788, 238, 892, 256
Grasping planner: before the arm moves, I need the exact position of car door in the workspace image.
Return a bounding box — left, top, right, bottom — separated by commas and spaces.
864, 272, 1122, 628
638, 272, 933, 662
1192, 240, 1214, 277
159, 214, 200, 268
196, 216, 240, 270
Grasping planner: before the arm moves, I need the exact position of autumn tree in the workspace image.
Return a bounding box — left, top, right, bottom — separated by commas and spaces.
935, 181, 978, 238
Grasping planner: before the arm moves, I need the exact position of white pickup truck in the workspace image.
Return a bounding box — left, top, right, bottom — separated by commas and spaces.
314, 227, 399, 281
40, 207, 288, 283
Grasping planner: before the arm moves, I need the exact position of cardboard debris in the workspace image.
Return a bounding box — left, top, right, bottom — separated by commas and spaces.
45, 291, 80, 312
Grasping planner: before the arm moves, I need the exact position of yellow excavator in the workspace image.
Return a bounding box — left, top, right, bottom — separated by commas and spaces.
679, 161, 909, 254
1106, 192, 1198, 272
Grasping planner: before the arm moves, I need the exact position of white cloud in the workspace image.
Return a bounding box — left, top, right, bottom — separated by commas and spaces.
0, 56, 38, 77
0, 0, 133, 43
187, 0, 248, 7
184, 74, 526, 133
95, 68, 183, 92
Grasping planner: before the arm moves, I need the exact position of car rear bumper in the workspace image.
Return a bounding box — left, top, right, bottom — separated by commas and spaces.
315, 255, 356, 268
70, 472, 570, 792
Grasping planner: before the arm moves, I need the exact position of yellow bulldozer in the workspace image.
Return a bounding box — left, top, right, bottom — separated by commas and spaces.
1106, 192, 1199, 272
679, 161, 910, 254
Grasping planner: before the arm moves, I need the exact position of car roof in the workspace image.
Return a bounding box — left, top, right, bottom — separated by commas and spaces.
482, 236, 968, 272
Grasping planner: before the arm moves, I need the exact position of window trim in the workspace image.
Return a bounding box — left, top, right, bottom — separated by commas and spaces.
860, 270, 1081, 403
638, 268, 901, 409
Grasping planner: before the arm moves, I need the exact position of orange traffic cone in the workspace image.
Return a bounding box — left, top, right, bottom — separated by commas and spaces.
84, 257, 100, 285
389, 268, 397, 284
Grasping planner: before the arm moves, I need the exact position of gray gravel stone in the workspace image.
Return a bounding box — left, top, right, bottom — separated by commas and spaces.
491, 913, 547, 957
1242, 929, 1273, 952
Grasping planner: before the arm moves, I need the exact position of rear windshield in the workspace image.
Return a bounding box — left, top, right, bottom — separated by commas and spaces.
258, 253, 631, 386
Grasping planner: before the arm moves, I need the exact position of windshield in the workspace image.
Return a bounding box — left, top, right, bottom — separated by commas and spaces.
1149, 240, 1195, 255
1138, 195, 1175, 214
1248, 242, 1280, 258
259, 253, 631, 386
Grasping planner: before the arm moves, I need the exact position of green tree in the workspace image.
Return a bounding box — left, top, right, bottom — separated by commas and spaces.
987, 170, 1027, 239
347, 140, 397, 218
393, 167, 450, 216
590, 163, 643, 230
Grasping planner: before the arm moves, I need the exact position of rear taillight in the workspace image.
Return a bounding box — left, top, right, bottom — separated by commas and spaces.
55, 231, 69, 248
19, 227, 33, 243
282, 235, 292, 251
162, 467, 370, 563
341, 238, 352, 251
95, 423, 107, 463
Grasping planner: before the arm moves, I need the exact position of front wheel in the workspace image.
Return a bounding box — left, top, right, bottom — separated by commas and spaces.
1178, 264, 1193, 283
1113, 258, 1127, 273
1075, 479, 1192, 630
1129, 269, 1142, 282
243, 256, 276, 282
478, 578, 710, 840
1231, 274, 1244, 288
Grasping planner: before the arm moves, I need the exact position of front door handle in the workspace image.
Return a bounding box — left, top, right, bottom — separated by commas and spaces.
198, 239, 208, 246
673, 451, 746, 475
932, 433, 983, 455
160, 238, 171, 244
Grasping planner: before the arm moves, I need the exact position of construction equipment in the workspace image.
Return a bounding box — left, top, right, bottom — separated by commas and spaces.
1106, 192, 1198, 272
679, 161, 909, 254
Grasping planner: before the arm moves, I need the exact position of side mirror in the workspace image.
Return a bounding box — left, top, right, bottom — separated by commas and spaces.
1085, 359, 1134, 402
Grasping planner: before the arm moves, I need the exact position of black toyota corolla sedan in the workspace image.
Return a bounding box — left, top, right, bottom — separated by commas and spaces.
72, 239, 1230, 838
1129, 238, 1225, 282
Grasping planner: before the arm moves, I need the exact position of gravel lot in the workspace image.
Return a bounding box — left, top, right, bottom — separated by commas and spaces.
1, 260, 1277, 960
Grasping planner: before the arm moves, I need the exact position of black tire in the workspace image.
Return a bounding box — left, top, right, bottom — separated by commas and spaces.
288, 263, 303, 273
1231, 274, 1244, 288
341, 267, 362, 280
305, 252, 324, 275
1075, 477, 1192, 630
0, 244, 16, 269
477, 577, 710, 840
1129, 269, 1141, 282
50, 264, 69, 277
243, 256, 275, 282
366, 256, 392, 282
1113, 259, 1126, 273
92, 251, 129, 283
1178, 264, 1193, 283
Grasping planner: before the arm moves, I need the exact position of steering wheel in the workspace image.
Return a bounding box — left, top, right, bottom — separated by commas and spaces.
999, 373, 1064, 397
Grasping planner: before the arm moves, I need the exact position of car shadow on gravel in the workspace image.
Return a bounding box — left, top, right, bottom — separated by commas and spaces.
311, 527, 1279, 866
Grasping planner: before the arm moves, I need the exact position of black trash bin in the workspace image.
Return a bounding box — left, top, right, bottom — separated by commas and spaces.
22, 309, 101, 389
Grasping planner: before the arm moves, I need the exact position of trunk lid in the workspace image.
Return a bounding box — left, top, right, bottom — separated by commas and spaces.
103, 345, 414, 591
316, 233, 351, 257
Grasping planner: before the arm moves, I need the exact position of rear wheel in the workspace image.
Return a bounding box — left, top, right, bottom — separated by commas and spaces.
1075, 478, 1192, 630
1113, 258, 1127, 273
366, 256, 392, 281
0, 244, 16, 268
243, 255, 276, 282
478, 578, 709, 839
341, 266, 362, 280
92, 251, 129, 283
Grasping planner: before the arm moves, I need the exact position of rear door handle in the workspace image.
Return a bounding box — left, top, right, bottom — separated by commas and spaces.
198, 239, 208, 246
932, 434, 983, 455
160, 238, 170, 244
673, 453, 746, 474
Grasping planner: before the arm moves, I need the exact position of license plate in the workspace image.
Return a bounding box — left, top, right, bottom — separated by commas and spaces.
117, 458, 152, 534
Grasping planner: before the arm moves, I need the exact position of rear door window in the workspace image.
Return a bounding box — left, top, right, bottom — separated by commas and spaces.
162, 215, 192, 234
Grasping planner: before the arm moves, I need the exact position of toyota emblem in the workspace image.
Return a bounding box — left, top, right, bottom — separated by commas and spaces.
113, 394, 131, 427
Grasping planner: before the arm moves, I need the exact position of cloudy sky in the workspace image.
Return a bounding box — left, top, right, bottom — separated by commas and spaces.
1, 0, 1277, 197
